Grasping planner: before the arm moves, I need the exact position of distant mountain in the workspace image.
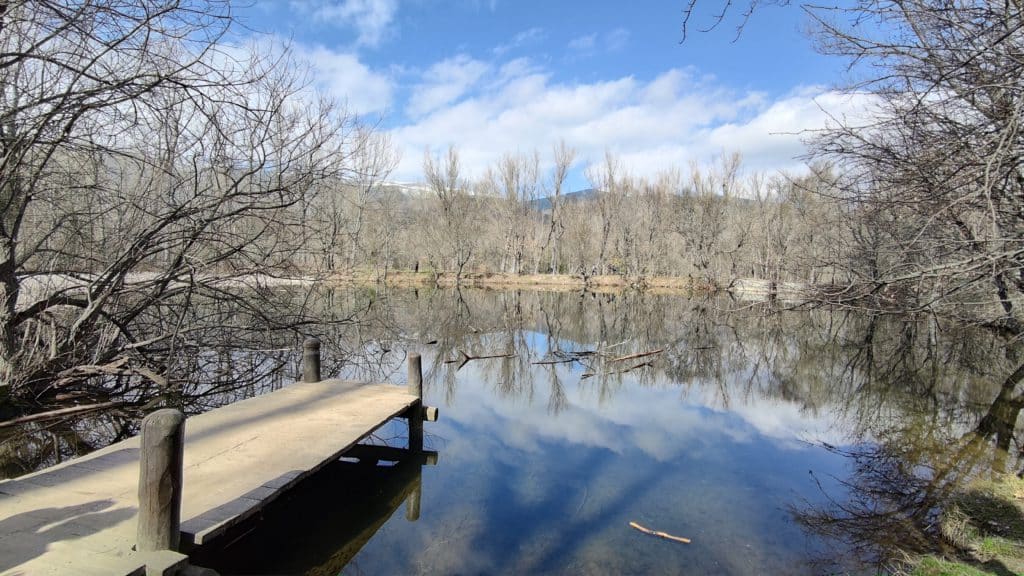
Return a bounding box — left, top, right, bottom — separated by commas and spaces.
529, 188, 601, 212
375, 183, 603, 209
379, 181, 434, 197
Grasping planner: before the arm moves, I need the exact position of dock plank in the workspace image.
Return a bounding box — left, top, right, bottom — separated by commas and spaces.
0, 379, 418, 575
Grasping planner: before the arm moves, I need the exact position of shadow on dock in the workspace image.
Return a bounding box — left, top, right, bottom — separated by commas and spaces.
189, 444, 436, 575
0, 499, 136, 573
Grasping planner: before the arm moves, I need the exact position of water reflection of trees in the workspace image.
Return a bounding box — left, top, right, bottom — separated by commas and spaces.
5, 285, 1021, 571
0, 285, 385, 478
357, 288, 1023, 570
373, 289, 1002, 411
788, 319, 1024, 572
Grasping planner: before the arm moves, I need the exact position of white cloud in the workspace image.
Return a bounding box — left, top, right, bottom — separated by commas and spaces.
388, 58, 871, 182
493, 27, 545, 56
606, 28, 630, 51
408, 55, 489, 118
702, 88, 875, 173
430, 358, 855, 462
567, 34, 597, 52
293, 0, 398, 47
294, 43, 394, 114
567, 29, 629, 58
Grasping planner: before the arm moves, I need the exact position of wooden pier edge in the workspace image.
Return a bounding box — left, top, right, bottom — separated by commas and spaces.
0, 342, 439, 576
163, 349, 440, 549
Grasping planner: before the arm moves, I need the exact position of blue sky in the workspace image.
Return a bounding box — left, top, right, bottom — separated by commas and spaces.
239, 1, 863, 186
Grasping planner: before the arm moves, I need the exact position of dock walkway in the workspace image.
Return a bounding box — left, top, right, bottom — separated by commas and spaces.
0, 379, 420, 576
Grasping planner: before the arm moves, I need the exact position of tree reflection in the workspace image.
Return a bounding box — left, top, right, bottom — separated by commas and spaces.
4, 285, 1021, 573
791, 317, 1024, 573
0, 284, 390, 478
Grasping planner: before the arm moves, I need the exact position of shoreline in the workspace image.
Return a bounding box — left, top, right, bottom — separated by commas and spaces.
326, 271, 719, 295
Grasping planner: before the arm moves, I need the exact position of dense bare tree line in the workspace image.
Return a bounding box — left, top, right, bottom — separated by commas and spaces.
0, 1, 390, 409
2, 0, 1022, 414
301, 145, 851, 288
317, 0, 1024, 334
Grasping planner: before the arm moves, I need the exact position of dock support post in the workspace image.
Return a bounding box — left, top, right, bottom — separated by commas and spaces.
408, 353, 423, 452
303, 338, 321, 383
137, 409, 185, 552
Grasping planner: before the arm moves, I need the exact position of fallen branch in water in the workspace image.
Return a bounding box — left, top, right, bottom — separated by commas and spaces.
443, 350, 517, 363
531, 358, 576, 365
609, 348, 665, 363
581, 361, 651, 379
0, 401, 128, 429
629, 521, 691, 544
443, 350, 517, 370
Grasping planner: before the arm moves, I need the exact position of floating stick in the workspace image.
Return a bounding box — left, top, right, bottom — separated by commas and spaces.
629, 521, 691, 544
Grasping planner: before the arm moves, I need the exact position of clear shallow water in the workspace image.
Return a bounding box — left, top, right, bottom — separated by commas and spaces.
5, 288, 1020, 574
359, 360, 851, 575
193, 289, 1021, 575
204, 349, 855, 575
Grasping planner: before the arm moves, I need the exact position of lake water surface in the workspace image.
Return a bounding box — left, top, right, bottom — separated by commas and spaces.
4, 288, 1020, 575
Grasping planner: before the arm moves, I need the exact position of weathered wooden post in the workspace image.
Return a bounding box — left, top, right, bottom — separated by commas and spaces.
137, 409, 185, 552
303, 338, 321, 383
408, 353, 423, 452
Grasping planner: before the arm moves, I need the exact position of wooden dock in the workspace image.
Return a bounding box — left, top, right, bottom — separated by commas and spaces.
191, 447, 431, 574
0, 370, 431, 576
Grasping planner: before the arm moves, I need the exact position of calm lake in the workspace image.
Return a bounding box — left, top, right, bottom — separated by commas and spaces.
2, 287, 1019, 575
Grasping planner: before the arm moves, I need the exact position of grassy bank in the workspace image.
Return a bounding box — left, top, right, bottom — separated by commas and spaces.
328, 270, 718, 295
912, 473, 1024, 575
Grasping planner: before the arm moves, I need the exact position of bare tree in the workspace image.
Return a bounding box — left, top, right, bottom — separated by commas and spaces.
486, 151, 541, 275
587, 151, 624, 276
632, 170, 678, 279
343, 128, 399, 270
806, 1, 1024, 335
681, 1, 1024, 333
423, 146, 477, 282
540, 141, 576, 274
675, 153, 741, 283
0, 1, 366, 407
304, 128, 398, 274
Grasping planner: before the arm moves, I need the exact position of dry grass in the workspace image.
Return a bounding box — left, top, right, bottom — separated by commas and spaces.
916, 473, 1024, 575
